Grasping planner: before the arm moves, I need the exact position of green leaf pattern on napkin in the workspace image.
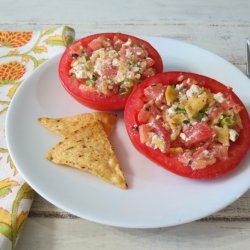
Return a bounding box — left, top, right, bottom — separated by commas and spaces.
0, 26, 75, 249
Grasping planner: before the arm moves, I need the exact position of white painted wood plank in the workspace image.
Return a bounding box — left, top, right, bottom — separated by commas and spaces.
0, 22, 249, 67
1, 0, 250, 24
16, 218, 250, 250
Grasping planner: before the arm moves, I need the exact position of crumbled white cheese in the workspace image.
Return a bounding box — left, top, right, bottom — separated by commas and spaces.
123, 38, 132, 46
74, 70, 86, 79
112, 58, 119, 67
132, 66, 140, 72
213, 92, 225, 103
202, 150, 211, 158
167, 103, 178, 116
175, 83, 184, 91
151, 134, 167, 153
126, 50, 132, 57
229, 129, 238, 142
156, 115, 161, 120
167, 106, 176, 116
180, 133, 187, 141
186, 84, 202, 99
201, 115, 209, 122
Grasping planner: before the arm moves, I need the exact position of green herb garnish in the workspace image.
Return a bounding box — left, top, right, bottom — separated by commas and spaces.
175, 107, 186, 113
183, 120, 190, 124
219, 116, 235, 128
133, 125, 139, 131
119, 87, 132, 95
124, 78, 132, 82
92, 74, 97, 81
86, 80, 96, 87
193, 106, 207, 121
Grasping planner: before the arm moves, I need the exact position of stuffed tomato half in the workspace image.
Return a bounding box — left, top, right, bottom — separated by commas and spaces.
124, 72, 250, 179
59, 33, 163, 110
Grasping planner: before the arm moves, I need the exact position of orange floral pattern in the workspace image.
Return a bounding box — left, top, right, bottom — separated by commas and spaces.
0, 32, 32, 48
0, 26, 75, 249
0, 62, 25, 82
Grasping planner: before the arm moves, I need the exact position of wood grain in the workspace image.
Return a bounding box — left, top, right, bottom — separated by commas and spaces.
29, 189, 250, 221
16, 218, 250, 250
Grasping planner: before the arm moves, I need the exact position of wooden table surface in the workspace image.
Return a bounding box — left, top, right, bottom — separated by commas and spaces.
1, 0, 250, 249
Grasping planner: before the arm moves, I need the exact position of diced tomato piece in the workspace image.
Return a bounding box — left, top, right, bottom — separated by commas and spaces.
210, 143, 228, 161
146, 57, 155, 67
144, 83, 164, 101
207, 106, 223, 121
151, 120, 171, 152
113, 35, 124, 50
69, 42, 83, 56
142, 68, 156, 78
101, 66, 117, 78
88, 39, 103, 51
182, 122, 215, 147
131, 47, 147, 58
138, 106, 154, 123
137, 103, 160, 123
191, 154, 216, 170
177, 150, 192, 166
88, 36, 111, 51
139, 124, 152, 143
221, 96, 242, 113
179, 145, 216, 170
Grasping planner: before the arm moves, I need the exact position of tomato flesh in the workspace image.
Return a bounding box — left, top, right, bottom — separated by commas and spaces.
59, 33, 163, 110
182, 122, 215, 147
124, 72, 250, 179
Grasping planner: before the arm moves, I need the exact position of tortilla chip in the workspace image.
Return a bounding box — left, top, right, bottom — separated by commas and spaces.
46, 121, 127, 189
38, 112, 116, 137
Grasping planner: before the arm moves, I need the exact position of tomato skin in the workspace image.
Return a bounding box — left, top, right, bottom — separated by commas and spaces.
59, 33, 163, 111
124, 71, 250, 179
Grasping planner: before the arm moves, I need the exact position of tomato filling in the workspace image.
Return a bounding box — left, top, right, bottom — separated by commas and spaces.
69, 36, 157, 96
135, 77, 243, 170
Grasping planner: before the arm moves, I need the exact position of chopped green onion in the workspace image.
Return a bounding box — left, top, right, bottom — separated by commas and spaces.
175, 107, 186, 113
119, 87, 132, 95
86, 80, 96, 86
124, 78, 132, 82
219, 116, 235, 128
193, 106, 207, 121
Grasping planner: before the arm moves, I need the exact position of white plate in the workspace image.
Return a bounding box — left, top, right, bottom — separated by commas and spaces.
6, 36, 250, 228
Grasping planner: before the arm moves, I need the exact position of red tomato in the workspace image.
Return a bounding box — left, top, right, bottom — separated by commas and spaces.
124, 72, 250, 179
144, 83, 164, 100
59, 33, 163, 110
137, 103, 161, 123
182, 122, 215, 147
221, 95, 242, 113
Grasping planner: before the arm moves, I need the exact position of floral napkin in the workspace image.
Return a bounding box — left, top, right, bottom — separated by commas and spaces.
0, 26, 75, 249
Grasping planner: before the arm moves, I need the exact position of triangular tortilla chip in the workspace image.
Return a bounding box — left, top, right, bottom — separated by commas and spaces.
38, 112, 116, 137
46, 121, 127, 189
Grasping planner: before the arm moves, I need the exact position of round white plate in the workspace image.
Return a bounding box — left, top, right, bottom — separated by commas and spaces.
6, 36, 250, 228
